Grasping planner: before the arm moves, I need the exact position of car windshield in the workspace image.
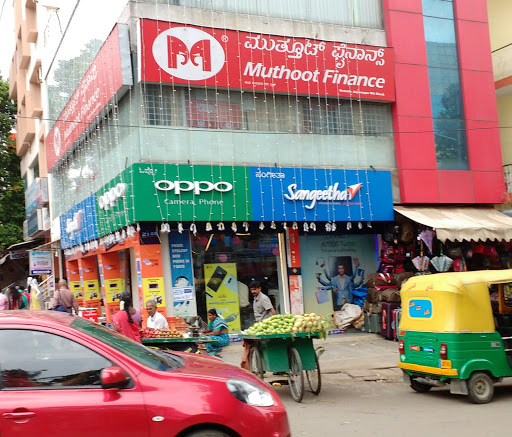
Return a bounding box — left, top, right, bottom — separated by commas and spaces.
71, 317, 183, 371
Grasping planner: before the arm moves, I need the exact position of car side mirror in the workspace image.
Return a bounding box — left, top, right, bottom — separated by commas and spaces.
101, 366, 130, 389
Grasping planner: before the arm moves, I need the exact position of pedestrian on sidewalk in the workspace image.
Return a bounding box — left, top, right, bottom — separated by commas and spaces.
51, 280, 79, 314
0, 288, 8, 310
112, 292, 142, 343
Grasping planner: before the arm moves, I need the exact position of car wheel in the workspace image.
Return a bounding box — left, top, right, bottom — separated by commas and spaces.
184, 430, 231, 437
410, 377, 432, 393
467, 372, 494, 404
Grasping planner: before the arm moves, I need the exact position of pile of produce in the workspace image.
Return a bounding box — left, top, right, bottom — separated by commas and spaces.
141, 329, 184, 339
244, 313, 330, 336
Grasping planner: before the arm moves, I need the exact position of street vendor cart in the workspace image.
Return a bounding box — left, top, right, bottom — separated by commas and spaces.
141, 336, 218, 353
238, 332, 321, 402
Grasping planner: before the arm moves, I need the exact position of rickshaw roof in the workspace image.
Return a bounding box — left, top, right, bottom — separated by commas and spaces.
402, 270, 512, 293
400, 270, 512, 333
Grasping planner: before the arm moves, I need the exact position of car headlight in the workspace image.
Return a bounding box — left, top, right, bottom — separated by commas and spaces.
226, 379, 275, 407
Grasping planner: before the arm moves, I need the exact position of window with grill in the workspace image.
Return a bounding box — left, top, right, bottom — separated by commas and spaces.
143, 84, 183, 126
143, 85, 392, 137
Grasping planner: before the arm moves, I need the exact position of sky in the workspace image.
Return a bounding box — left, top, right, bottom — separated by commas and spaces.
0, 0, 15, 79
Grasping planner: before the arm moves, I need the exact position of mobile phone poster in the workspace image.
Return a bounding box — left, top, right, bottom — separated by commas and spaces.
299, 234, 378, 318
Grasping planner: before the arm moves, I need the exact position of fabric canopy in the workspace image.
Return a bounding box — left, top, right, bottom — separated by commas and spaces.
394, 206, 512, 243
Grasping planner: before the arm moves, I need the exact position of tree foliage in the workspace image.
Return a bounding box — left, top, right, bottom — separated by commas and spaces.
0, 75, 24, 254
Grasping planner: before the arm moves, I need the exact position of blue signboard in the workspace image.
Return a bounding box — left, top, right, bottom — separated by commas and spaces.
59, 195, 99, 249
250, 167, 394, 222
169, 231, 196, 317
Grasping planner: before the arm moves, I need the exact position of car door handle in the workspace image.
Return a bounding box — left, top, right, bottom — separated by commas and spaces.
3, 412, 36, 420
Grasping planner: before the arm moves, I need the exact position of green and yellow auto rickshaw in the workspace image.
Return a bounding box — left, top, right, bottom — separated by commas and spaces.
398, 270, 512, 404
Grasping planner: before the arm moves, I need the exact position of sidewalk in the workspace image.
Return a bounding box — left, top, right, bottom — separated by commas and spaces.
217, 330, 402, 383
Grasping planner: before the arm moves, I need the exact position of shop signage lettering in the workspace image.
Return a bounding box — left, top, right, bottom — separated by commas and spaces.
284, 182, 363, 209
46, 25, 132, 171
139, 20, 395, 102
98, 183, 127, 210
154, 180, 233, 195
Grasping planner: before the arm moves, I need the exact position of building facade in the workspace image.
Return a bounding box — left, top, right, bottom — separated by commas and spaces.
10, 0, 509, 329
488, 0, 512, 208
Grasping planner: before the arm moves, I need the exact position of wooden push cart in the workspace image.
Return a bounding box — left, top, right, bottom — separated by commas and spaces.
238, 332, 321, 402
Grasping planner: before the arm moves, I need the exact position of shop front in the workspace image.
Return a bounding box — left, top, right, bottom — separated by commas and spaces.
60, 162, 395, 330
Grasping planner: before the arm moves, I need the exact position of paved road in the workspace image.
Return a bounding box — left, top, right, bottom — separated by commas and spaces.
278, 378, 512, 436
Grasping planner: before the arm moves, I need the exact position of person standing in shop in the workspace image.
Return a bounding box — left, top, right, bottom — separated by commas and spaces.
145, 299, 169, 330
250, 280, 276, 322
112, 292, 142, 343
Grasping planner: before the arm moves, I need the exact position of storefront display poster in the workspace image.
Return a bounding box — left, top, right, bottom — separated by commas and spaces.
142, 277, 166, 307
299, 234, 378, 318
83, 279, 102, 312
204, 263, 241, 332
169, 231, 197, 317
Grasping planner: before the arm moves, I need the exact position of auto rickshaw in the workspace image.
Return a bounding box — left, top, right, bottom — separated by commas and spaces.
398, 270, 512, 404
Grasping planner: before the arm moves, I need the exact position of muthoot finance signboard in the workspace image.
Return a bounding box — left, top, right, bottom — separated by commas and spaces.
138, 19, 395, 102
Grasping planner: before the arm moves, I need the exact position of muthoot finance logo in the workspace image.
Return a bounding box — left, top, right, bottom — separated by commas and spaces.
152, 27, 225, 80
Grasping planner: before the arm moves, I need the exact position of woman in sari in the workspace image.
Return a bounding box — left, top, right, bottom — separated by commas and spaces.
201, 308, 230, 356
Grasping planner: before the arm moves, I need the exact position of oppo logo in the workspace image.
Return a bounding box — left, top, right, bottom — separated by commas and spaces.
152, 27, 225, 80
99, 183, 127, 210
155, 180, 233, 195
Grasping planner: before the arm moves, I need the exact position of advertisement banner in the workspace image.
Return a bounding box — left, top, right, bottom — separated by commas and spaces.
139, 19, 395, 102
25, 178, 48, 216
299, 234, 378, 318
46, 24, 133, 171
289, 275, 304, 315
142, 277, 166, 308
204, 263, 241, 332
169, 231, 197, 318
251, 167, 394, 222
59, 195, 99, 249
132, 163, 250, 222
29, 251, 52, 275
96, 168, 135, 237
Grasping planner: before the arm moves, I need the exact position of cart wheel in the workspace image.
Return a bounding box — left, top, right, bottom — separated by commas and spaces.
467, 372, 494, 404
306, 352, 321, 395
249, 346, 264, 379
288, 347, 304, 403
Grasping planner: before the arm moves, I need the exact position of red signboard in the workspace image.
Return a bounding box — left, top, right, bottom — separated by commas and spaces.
139, 19, 395, 101
46, 24, 132, 171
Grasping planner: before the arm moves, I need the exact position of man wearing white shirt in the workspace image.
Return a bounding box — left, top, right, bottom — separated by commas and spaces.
146, 299, 169, 329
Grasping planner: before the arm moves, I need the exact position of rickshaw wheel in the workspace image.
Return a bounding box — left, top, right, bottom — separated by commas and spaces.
467, 372, 494, 404
288, 347, 304, 402
306, 352, 321, 395
249, 346, 264, 379
410, 377, 432, 393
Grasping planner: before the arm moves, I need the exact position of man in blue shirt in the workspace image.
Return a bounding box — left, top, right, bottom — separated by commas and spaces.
316, 262, 364, 310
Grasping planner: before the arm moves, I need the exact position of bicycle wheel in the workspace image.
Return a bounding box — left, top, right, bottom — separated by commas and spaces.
287, 347, 304, 402
249, 346, 264, 379
306, 352, 321, 395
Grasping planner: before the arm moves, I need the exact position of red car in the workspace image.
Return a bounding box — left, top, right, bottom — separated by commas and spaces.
0, 311, 290, 437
